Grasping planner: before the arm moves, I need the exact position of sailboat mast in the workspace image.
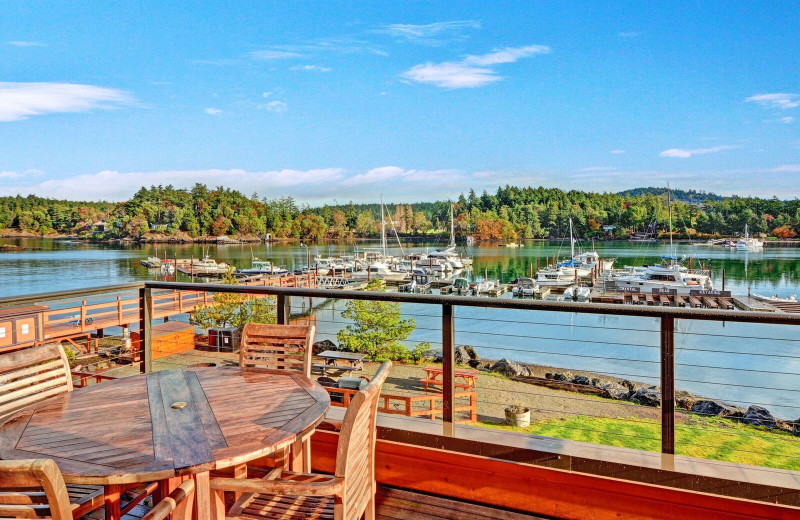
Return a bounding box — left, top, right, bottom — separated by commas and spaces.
667, 182, 674, 258
449, 203, 455, 248
380, 195, 386, 257
569, 218, 575, 259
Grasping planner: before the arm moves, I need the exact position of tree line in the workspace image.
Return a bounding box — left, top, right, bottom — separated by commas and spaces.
2, 184, 799, 241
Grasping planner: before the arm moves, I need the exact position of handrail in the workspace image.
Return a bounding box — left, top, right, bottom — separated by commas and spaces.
144, 281, 800, 325
0, 282, 145, 308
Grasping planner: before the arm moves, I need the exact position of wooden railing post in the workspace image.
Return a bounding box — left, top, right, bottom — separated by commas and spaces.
139, 287, 153, 374
661, 316, 675, 455
277, 294, 290, 325
442, 303, 455, 436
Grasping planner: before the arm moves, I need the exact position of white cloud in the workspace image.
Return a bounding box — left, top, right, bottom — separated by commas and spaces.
578, 166, 615, 172
618, 32, 641, 38
262, 92, 272, 98
0, 171, 23, 178
610, 150, 626, 154
746, 93, 800, 109
379, 21, 481, 44
0, 82, 132, 122
659, 145, 735, 158
402, 44, 550, 88
204, 107, 222, 115
249, 50, 303, 60
781, 116, 794, 124
772, 164, 800, 172
7, 41, 47, 47
263, 100, 288, 112
0, 168, 347, 201
289, 65, 332, 72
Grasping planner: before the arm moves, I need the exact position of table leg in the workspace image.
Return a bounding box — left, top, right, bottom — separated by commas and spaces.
289, 439, 304, 472
104, 484, 121, 520
233, 463, 247, 501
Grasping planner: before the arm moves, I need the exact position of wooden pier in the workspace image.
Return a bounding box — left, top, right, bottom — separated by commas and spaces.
6, 273, 317, 349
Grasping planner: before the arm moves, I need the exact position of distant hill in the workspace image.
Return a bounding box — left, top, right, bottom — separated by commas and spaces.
618, 187, 724, 204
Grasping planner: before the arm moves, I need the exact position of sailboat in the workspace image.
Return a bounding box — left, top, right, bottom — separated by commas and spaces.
736, 224, 764, 252
613, 185, 714, 295
427, 203, 472, 269
350, 196, 408, 282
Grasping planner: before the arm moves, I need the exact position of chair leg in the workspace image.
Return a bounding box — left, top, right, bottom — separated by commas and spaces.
364, 495, 376, 520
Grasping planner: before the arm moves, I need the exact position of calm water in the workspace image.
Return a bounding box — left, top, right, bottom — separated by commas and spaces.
2, 238, 799, 419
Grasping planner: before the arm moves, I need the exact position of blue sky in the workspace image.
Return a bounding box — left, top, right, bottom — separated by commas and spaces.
1, 2, 798, 202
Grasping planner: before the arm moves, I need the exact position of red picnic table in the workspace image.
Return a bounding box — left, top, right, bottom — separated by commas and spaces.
420, 365, 479, 391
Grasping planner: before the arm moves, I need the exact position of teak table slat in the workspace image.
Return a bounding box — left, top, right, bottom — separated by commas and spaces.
0, 366, 330, 520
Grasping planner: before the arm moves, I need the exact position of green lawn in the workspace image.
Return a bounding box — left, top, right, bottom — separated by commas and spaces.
480, 415, 800, 471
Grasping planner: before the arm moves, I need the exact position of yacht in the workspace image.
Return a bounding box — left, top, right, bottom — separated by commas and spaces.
428, 203, 472, 270
177, 256, 233, 276
238, 259, 289, 276
350, 262, 409, 282
736, 225, 764, 251
563, 285, 591, 301
536, 267, 578, 288
613, 257, 713, 295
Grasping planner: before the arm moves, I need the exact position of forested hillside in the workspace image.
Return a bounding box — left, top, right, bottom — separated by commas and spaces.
2, 184, 799, 241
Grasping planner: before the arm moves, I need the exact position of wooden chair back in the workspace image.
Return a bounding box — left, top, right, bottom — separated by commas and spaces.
0, 459, 74, 520
334, 361, 391, 520
0, 343, 73, 422
239, 324, 315, 377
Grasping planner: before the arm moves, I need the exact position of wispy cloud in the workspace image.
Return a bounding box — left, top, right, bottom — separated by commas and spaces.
746, 93, 799, 109
402, 44, 550, 88
378, 20, 481, 45
578, 166, 615, 172
262, 100, 288, 113
659, 145, 735, 158
204, 107, 222, 115
249, 50, 303, 60
772, 164, 800, 172
289, 65, 332, 72
780, 116, 794, 124
7, 40, 47, 47
0, 82, 132, 122
610, 150, 626, 154
618, 32, 641, 38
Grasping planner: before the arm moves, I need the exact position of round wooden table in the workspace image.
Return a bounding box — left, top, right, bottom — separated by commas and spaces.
0, 366, 330, 520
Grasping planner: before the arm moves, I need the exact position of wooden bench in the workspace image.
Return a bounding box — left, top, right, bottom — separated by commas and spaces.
420, 366, 479, 391
313, 350, 366, 377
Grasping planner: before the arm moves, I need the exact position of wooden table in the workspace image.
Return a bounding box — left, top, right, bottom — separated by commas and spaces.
0, 365, 330, 520
313, 350, 367, 377
420, 365, 479, 391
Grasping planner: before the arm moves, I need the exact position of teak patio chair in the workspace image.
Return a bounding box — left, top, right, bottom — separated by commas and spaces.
0, 459, 195, 520
210, 361, 391, 520
0, 343, 153, 518
239, 323, 316, 472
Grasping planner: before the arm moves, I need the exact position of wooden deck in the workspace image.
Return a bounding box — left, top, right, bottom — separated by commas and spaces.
82, 486, 548, 520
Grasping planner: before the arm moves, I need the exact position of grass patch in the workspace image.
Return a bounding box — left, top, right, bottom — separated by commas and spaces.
480, 415, 800, 471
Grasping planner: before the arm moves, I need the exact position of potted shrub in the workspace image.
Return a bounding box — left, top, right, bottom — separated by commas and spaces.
505, 404, 530, 427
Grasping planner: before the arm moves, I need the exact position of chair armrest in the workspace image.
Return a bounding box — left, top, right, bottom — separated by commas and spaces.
141, 480, 195, 520
210, 474, 344, 497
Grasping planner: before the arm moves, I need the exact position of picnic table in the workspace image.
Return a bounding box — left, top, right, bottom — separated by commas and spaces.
0, 365, 329, 520
420, 365, 480, 391
313, 350, 367, 377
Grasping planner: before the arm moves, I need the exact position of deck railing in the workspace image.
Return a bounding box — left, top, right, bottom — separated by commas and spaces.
2, 280, 800, 512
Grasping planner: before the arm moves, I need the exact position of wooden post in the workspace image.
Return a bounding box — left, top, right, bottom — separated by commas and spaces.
660, 316, 675, 455
277, 294, 290, 325
139, 287, 153, 374
722, 268, 726, 291
442, 304, 455, 436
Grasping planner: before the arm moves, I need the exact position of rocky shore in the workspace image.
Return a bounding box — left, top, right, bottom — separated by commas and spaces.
413, 344, 798, 435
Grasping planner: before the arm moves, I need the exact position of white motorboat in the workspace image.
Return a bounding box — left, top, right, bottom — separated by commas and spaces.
238, 259, 289, 276
512, 277, 538, 297
350, 262, 409, 282
736, 224, 764, 251
474, 280, 496, 294
563, 285, 591, 301
613, 258, 713, 295
177, 256, 233, 276
752, 293, 798, 303
536, 267, 578, 288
